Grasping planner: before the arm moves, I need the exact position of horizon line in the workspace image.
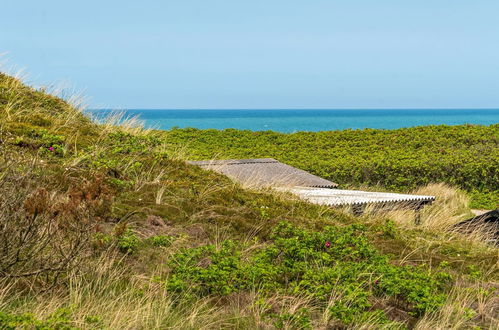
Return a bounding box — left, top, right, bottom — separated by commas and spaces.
86, 107, 499, 111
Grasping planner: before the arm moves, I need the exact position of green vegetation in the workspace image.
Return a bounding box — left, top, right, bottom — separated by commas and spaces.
163, 126, 499, 209
166, 222, 451, 326
0, 309, 81, 330
0, 72, 498, 329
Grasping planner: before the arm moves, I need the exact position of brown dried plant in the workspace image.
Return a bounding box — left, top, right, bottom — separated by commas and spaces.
0, 166, 112, 288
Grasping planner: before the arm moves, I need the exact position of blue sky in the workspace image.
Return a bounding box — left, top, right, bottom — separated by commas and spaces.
2, 1, 499, 109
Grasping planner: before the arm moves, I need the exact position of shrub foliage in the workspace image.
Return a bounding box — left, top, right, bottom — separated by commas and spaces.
166, 222, 451, 326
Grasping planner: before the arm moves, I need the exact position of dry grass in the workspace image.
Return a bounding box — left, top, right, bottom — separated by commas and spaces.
414, 183, 473, 229
0, 250, 231, 329
155, 141, 192, 161
414, 280, 499, 330
0, 250, 315, 329
364, 183, 473, 231
0, 73, 88, 129
356, 183, 499, 257
90, 111, 148, 137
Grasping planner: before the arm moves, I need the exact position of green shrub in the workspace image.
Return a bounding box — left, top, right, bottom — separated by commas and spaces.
468, 189, 499, 209
0, 308, 74, 329
148, 235, 173, 247
106, 131, 161, 155
165, 222, 451, 325
379, 219, 399, 238
96, 231, 170, 253
117, 229, 141, 254
11, 128, 66, 157
466, 265, 482, 280
108, 178, 134, 190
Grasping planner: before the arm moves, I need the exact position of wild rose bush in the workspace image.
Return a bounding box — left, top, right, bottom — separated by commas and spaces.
165, 222, 452, 326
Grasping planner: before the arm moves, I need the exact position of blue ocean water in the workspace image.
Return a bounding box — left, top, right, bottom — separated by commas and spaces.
88, 109, 499, 133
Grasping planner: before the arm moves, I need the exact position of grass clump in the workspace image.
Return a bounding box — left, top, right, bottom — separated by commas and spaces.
0, 72, 96, 148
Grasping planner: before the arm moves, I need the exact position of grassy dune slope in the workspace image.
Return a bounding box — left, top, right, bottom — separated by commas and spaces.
0, 73, 497, 329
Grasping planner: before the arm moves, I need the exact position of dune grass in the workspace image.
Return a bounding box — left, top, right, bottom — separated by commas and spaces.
0, 72, 498, 329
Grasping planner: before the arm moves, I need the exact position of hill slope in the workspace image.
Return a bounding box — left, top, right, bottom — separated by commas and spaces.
0, 73, 497, 329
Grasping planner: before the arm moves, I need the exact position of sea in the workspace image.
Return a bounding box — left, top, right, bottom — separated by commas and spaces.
88, 109, 499, 133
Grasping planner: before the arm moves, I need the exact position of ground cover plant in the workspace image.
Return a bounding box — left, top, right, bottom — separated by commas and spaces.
165, 222, 452, 327
0, 72, 498, 329
162, 125, 499, 209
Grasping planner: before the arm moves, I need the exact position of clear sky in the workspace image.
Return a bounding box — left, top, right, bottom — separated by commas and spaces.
2, 0, 499, 109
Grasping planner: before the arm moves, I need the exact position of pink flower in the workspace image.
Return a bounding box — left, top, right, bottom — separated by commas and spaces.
325, 241, 331, 248
49, 147, 55, 151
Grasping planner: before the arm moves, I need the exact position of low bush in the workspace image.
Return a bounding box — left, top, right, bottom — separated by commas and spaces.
165, 222, 451, 326
116, 229, 141, 254
148, 235, 173, 247
0, 166, 111, 286
0, 309, 74, 329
